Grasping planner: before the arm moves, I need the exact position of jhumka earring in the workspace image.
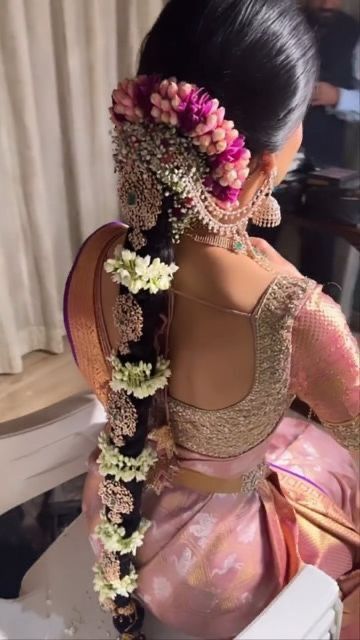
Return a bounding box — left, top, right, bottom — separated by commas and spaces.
251, 170, 281, 228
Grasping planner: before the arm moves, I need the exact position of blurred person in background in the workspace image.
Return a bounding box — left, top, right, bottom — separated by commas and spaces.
303, 0, 360, 168
300, 0, 359, 302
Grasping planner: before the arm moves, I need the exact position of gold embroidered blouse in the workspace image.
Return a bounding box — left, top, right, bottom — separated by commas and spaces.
169, 276, 360, 456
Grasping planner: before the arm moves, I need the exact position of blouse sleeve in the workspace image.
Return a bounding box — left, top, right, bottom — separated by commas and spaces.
290, 285, 360, 450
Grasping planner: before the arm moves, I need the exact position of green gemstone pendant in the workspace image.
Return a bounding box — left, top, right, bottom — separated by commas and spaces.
233, 240, 244, 253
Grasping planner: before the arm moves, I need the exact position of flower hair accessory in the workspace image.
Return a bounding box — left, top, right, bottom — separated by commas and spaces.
90, 235, 177, 638
93, 560, 138, 605
95, 516, 151, 556
110, 75, 256, 249
111, 76, 251, 205
109, 355, 171, 399
98, 432, 158, 481
105, 248, 178, 295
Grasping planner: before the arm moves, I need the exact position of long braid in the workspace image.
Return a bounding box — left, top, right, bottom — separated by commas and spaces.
111, 212, 174, 636
94, 183, 175, 638
92, 72, 254, 638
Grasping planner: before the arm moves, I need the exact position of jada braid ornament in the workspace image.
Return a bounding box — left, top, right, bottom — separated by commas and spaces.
93, 249, 176, 639
91, 74, 279, 640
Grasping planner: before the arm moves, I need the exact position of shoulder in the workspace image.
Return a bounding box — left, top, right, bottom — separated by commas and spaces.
292, 283, 354, 351
262, 275, 317, 320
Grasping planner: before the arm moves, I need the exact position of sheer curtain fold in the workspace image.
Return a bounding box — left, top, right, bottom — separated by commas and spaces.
0, 0, 165, 373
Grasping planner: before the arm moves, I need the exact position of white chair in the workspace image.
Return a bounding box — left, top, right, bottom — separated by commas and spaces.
0, 398, 343, 640
237, 565, 343, 640
0, 392, 106, 516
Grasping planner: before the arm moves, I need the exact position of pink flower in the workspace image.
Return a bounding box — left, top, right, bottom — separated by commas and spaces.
211, 136, 247, 168
134, 75, 160, 118
110, 74, 252, 205
111, 79, 142, 124
177, 89, 216, 133
204, 176, 240, 203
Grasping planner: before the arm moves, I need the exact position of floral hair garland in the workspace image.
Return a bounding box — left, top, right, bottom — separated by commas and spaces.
91, 244, 177, 637
111, 76, 251, 206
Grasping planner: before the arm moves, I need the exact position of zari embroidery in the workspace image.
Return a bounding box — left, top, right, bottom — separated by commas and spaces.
147, 425, 177, 495
290, 285, 359, 433
169, 276, 316, 457
322, 415, 360, 450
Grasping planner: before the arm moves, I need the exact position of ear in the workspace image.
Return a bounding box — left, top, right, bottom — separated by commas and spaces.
240, 151, 277, 205
260, 152, 277, 177
248, 151, 277, 180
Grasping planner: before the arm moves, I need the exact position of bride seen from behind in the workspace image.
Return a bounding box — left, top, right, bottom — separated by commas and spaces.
65, 1, 359, 638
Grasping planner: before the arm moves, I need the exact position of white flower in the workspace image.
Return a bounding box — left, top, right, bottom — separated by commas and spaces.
109, 356, 171, 399
146, 258, 178, 294
93, 563, 137, 603
95, 517, 151, 555
104, 248, 178, 295
98, 433, 157, 481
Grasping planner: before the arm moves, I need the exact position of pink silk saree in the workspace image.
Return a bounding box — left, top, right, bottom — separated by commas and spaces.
65, 223, 359, 640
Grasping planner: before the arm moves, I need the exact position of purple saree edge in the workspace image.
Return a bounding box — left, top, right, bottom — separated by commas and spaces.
269, 462, 330, 497
63, 221, 125, 366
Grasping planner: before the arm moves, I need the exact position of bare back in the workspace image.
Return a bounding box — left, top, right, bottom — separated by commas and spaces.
169, 238, 276, 410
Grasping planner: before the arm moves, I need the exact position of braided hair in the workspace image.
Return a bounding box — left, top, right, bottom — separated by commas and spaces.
102, 213, 174, 638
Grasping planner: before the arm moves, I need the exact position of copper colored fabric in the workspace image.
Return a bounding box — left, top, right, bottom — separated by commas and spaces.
64, 222, 128, 405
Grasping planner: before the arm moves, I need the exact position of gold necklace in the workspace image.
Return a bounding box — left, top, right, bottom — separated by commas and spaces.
187, 229, 254, 255
187, 229, 274, 272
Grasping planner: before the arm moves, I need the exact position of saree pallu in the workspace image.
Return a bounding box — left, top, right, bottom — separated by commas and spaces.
137, 416, 359, 640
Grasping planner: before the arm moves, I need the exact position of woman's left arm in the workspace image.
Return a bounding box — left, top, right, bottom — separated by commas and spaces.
290, 286, 360, 452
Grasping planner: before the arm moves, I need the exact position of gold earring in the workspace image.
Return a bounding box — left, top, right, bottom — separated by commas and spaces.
251, 170, 281, 228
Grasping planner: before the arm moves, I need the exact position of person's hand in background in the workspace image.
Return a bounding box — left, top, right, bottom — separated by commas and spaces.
312, 81, 340, 107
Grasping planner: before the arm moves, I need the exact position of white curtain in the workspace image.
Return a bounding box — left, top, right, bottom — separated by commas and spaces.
0, 0, 165, 373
